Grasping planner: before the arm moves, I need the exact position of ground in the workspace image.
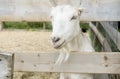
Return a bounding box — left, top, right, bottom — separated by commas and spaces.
0, 30, 59, 79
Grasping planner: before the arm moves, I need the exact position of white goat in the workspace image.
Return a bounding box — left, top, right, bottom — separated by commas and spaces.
50, 5, 94, 79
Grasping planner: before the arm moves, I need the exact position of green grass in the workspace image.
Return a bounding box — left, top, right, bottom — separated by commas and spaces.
4, 22, 52, 30
80, 23, 89, 30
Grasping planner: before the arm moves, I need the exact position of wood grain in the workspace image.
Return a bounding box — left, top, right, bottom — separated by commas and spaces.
0, 0, 120, 21
14, 52, 120, 74
0, 52, 13, 79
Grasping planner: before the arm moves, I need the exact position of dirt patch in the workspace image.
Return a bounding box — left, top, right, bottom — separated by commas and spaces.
14, 72, 59, 79
0, 30, 59, 79
0, 30, 57, 52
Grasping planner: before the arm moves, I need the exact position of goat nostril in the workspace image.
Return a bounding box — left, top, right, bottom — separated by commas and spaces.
52, 37, 60, 43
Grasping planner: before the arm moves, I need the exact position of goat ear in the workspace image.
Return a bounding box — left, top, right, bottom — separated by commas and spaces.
78, 8, 84, 15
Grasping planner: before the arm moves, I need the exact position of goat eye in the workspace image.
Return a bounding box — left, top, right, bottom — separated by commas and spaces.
71, 16, 77, 20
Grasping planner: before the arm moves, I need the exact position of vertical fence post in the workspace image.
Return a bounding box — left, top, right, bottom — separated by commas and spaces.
43, 23, 46, 30
0, 52, 14, 79
0, 22, 3, 31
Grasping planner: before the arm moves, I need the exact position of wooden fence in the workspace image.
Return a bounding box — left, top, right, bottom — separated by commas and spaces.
13, 52, 120, 74
89, 22, 120, 79
0, 0, 120, 79
1, 51, 120, 79
0, 52, 13, 79
0, 0, 120, 21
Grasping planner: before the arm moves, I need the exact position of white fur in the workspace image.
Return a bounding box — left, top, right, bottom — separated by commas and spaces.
51, 5, 94, 79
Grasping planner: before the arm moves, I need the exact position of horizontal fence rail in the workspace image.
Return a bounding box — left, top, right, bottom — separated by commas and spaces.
14, 52, 120, 74
0, 0, 120, 21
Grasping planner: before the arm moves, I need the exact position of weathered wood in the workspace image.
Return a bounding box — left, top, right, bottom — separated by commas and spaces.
14, 52, 120, 74
94, 74, 109, 79
0, 22, 3, 31
0, 52, 13, 79
89, 22, 112, 52
43, 23, 46, 30
0, 0, 120, 21
90, 22, 113, 79
100, 22, 120, 50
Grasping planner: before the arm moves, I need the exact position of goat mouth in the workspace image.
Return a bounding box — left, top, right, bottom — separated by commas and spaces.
53, 40, 65, 49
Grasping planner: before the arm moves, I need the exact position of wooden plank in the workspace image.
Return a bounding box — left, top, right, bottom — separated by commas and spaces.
0, 52, 13, 79
0, 0, 120, 21
0, 22, 3, 31
94, 74, 109, 79
90, 22, 112, 79
89, 22, 112, 52
100, 22, 120, 50
14, 52, 120, 74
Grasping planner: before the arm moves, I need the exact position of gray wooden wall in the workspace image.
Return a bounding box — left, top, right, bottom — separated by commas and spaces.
0, 0, 120, 21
